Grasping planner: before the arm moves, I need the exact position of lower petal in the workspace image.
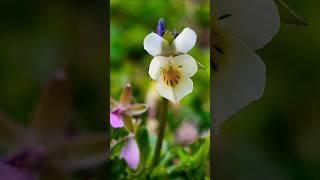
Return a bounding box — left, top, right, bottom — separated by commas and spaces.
120, 137, 140, 170
213, 30, 265, 131
157, 75, 193, 104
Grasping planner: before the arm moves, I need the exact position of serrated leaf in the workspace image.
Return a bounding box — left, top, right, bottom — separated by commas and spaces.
275, 0, 308, 26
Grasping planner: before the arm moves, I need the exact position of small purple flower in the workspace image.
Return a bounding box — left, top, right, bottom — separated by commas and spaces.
110, 83, 147, 130
156, 18, 165, 36
156, 18, 180, 39
120, 136, 140, 170
110, 107, 125, 128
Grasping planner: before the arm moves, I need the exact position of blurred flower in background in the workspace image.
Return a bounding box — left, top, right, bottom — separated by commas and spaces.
213, 0, 320, 179
212, 0, 280, 130
0, 70, 107, 179
0, 0, 107, 178
174, 121, 198, 145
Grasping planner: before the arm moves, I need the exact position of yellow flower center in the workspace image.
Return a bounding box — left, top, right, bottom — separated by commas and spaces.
161, 64, 182, 88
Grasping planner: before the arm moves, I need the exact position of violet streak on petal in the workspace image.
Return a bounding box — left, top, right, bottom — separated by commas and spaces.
156, 18, 165, 36
120, 137, 140, 170
110, 112, 124, 128
172, 29, 179, 38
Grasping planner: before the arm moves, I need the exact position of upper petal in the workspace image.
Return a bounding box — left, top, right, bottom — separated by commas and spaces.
213, 30, 265, 131
174, 28, 197, 53
214, 0, 280, 49
144, 33, 169, 56
110, 112, 124, 128
120, 137, 140, 170
172, 55, 198, 77
149, 56, 169, 80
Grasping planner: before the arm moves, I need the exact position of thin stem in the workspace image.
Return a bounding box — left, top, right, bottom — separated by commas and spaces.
152, 98, 168, 167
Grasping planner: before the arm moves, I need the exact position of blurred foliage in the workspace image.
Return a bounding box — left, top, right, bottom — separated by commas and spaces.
214, 0, 320, 179
110, 0, 210, 179
0, 0, 107, 179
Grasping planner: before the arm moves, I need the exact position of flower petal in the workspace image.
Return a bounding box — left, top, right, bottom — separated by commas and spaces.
127, 104, 148, 116
214, 0, 280, 49
110, 112, 124, 128
148, 56, 169, 80
144, 33, 169, 56
174, 28, 197, 53
157, 75, 193, 104
213, 30, 265, 130
156, 18, 165, 36
120, 137, 140, 170
119, 83, 132, 107
172, 55, 198, 77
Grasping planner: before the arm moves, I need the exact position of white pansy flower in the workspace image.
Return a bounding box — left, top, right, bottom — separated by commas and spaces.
212, 0, 280, 129
144, 19, 198, 104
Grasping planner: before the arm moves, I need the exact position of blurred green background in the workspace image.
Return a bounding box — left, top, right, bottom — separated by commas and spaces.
214, 0, 320, 179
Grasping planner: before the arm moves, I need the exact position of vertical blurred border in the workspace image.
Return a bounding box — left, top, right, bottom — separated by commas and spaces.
0, 0, 110, 179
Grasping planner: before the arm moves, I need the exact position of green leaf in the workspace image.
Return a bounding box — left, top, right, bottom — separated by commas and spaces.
196, 61, 206, 70
169, 134, 210, 176
136, 126, 151, 166
192, 134, 210, 168
110, 137, 127, 159
275, 0, 308, 26
123, 114, 135, 133
111, 128, 129, 140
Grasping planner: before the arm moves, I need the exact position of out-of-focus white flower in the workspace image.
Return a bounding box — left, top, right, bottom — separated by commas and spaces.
144, 19, 198, 104
212, 0, 280, 130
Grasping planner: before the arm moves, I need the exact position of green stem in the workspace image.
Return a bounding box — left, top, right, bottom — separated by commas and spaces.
152, 98, 168, 167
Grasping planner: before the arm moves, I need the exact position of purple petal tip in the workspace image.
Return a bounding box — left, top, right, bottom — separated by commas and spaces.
156, 18, 165, 36
110, 112, 124, 128
120, 137, 140, 170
